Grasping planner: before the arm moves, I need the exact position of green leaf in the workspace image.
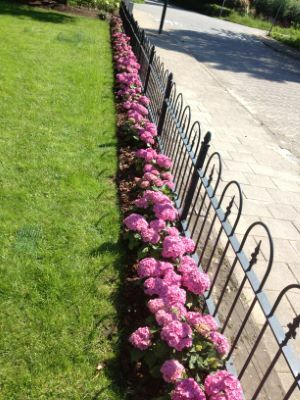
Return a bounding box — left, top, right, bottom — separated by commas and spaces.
195, 344, 203, 352
130, 348, 144, 362
141, 246, 149, 254
188, 354, 197, 369
145, 315, 155, 325
137, 246, 150, 259
150, 365, 161, 378
152, 341, 171, 360
144, 351, 158, 369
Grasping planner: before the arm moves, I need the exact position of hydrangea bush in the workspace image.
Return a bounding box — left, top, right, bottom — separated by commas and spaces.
111, 15, 243, 400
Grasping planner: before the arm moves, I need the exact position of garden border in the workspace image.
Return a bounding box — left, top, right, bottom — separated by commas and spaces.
119, 2, 300, 399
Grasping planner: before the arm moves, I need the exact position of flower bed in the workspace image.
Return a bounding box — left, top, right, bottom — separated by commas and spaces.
111, 15, 244, 400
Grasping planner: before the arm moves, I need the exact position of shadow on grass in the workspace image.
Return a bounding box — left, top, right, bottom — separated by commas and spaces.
89, 241, 123, 258
89, 236, 128, 395
98, 142, 117, 149
0, 0, 75, 24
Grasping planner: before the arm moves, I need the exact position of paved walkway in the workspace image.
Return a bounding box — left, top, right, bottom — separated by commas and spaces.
133, 1, 300, 396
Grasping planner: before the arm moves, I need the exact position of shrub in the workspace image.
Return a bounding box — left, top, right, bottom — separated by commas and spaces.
72, 0, 120, 11
254, 0, 300, 24
171, 0, 237, 12
285, 0, 300, 25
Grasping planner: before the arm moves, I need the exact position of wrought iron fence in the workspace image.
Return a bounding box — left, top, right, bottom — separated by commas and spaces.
119, 2, 300, 399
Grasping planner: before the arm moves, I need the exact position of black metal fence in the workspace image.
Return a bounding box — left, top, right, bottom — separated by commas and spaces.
120, 3, 300, 399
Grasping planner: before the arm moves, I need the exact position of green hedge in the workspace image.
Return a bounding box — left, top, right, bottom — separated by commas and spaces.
255, 0, 300, 25
70, 0, 120, 11
171, 0, 236, 12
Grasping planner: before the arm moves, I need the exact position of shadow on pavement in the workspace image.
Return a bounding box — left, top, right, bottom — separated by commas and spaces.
145, 27, 300, 83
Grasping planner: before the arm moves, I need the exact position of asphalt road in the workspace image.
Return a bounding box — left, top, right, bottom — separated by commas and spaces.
135, 0, 300, 160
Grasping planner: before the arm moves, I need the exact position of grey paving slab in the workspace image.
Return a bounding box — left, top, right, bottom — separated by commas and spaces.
134, 0, 300, 159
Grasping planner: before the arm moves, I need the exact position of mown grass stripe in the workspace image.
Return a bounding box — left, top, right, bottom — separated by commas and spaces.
0, 2, 123, 398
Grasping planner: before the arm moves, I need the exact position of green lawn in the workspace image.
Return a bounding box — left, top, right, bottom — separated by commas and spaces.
0, 2, 123, 399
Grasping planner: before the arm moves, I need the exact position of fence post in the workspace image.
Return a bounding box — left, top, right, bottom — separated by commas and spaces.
181, 131, 212, 221
138, 30, 145, 63
159, 0, 169, 34
143, 46, 155, 95
157, 73, 173, 135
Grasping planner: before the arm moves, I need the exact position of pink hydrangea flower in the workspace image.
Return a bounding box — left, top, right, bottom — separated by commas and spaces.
137, 257, 158, 279
160, 360, 185, 383
162, 236, 186, 259
169, 303, 187, 318
161, 172, 174, 180
140, 261, 174, 281
136, 148, 158, 162
122, 100, 132, 110
148, 168, 160, 176
144, 277, 165, 296
186, 312, 218, 335
161, 285, 186, 307
143, 172, 158, 182
138, 95, 150, 106
161, 320, 192, 351
155, 309, 177, 326
129, 102, 148, 115
138, 128, 156, 139
153, 178, 164, 187
204, 371, 243, 400
181, 237, 196, 253
156, 154, 172, 169
140, 132, 155, 145
162, 269, 182, 287
178, 256, 198, 274
150, 219, 166, 232
140, 180, 150, 188
140, 227, 160, 244
181, 268, 210, 296
144, 121, 157, 135
134, 197, 149, 208
124, 213, 148, 232
143, 163, 155, 172
147, 298, 165, 314
153, 203, 178, 221
209, 331, 230, 356
157, 261, 174, 276
144, 190, 172, 205
129, 326, 152, 350
164, 180, 175, 190
172, 378, 206, 400
165, 227, 180, 236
